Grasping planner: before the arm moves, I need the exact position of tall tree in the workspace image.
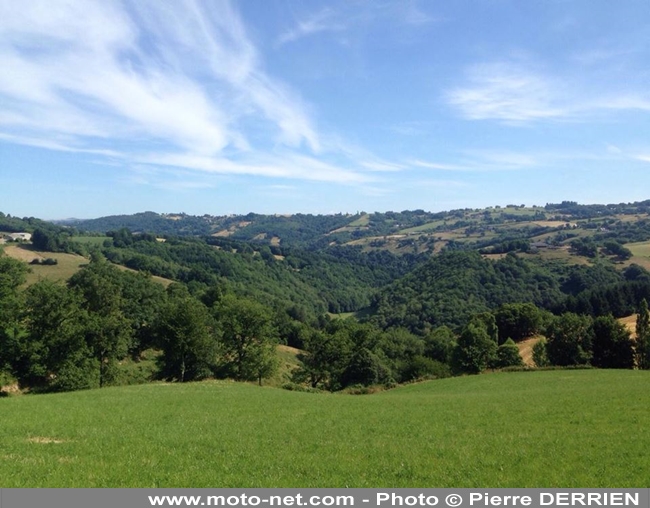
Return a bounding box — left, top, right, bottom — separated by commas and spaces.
156, 295, 218, 382
0, 255, 27, 383
635, 299, 650, 369
545, 313, 593, 366
68, 259, 132, 387
591, 315, 634, 369
294, 329, 352, 390
494, 303, 542, 343
17, 280, 96, 391
452, 320, 497, 374
215, 295, 278, 384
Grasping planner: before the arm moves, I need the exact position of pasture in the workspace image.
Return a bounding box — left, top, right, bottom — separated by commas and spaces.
3, 244, 88, 285
3, 243, 173, 287
626, 240, 650, 258
1, 370, 649, 488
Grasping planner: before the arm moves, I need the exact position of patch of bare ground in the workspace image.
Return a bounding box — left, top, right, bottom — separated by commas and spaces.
3, 244, 44, 262
618, 315, 638, 338
517, 335, 544, 367
27, 437, 66, 444
277, 345, 302, 355
0, 383, 21, 396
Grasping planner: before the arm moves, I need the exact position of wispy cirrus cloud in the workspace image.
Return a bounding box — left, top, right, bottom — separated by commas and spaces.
446, 60, 650, 124
276, 1, 436, 47
411, 150, 538, 172
0, 0, 375, 185
276, 8, 346, 47
136, 152, 371, 185
445, 62, 568, 123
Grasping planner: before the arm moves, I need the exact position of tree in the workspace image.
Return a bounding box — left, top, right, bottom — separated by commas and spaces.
636, 299, 650, 369
294, 329, 351, 390
15, 280, 96, 391
494, 303, 542, 343
156, 295, 218, 382
340, 347, 386, 386
452, 321, 497, 374
532, 338, 550, 367
215, 295, 278, 384
423, 326, 456, 364
0, 256, 28, 378
68, 260, 132, 387
545, 313, 592, 366
493, 338, 524, 369
591, 315, 634, 369
603, 240, 632, 260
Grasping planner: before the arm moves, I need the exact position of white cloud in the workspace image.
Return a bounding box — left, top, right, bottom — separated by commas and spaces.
360, 161, 406, 172
136, 152, 371, 185
0, 0, 329, 180
277, 1, 436, 47
446, 62, 567, 123
410, 160, 473, 171
411, 150, 537, 172
277, 8, 346, 46
446, 60, 650, 124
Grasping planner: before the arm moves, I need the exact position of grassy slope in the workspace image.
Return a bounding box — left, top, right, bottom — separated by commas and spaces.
3, 244, 88, 285
2, 370, 649, 488
3, 243, 173, 287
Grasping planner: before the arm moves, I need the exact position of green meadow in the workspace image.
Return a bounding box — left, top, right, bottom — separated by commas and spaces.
2, 370, 649, 488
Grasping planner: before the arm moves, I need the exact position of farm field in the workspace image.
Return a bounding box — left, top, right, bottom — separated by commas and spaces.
2, 243, 173, 287
2, 370, 649, 488
3, 244, 88, 285
627, 241, 650, 258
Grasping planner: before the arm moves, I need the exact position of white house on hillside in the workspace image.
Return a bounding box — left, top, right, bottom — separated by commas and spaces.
6, 232, 32, 242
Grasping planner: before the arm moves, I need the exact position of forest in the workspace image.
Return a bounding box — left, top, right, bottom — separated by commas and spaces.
2, 201, 650, 394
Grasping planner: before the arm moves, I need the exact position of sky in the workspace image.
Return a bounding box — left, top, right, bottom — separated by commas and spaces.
1, 0, 650, 219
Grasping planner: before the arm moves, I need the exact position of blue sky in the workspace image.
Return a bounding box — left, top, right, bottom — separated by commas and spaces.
1, 0, 649, 219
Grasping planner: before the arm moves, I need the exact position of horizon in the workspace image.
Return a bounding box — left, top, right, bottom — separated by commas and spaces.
5, 197, 648, 223
2, 1, 650, 219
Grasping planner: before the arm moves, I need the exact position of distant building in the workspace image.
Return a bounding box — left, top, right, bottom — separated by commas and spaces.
7, 232, 32, 242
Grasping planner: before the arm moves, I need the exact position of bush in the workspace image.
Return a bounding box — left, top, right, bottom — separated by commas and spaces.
281, 382, 322, 393
532, 339, 550, 367
492, 339, 523, 368
400, 356, 452, 381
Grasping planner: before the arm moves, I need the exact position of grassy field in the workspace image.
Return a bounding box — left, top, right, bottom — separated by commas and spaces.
348, 214, 370, 227
3, 243, 173, 287
3, 244, 88, 285
2, 370, 649, 488
622, 241, 650, 271
627, 240, 650, 258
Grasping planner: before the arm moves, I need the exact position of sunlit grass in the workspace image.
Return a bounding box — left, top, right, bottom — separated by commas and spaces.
1, 370, 649, 487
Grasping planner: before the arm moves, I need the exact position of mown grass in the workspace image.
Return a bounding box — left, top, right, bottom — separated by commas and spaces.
1, 370, 649, 488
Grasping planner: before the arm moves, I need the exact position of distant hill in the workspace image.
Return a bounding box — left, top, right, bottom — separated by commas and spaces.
5, 198, 650, 330
55, 200, 650, 255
